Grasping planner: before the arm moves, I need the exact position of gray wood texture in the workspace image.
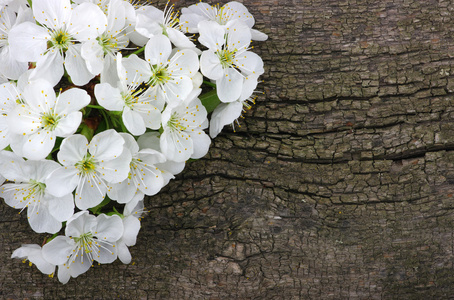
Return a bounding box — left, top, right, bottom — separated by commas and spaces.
2, 0, 454, 298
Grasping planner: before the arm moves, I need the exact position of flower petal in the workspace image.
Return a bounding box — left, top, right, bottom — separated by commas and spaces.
42, 236, 74, 266
94, 83, 125, 111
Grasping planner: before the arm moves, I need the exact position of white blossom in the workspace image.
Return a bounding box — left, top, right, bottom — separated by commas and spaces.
7, 79, 90, 160
42, 211, 124, 284
160, 90, 211, 162
122, 34, 199, 106
199, 19, 264, 102
180, 1, 268, 41
46, 129, 132, 210
9, 0, 108, 86
1, 157, 74, 233
95, 53, 164, 136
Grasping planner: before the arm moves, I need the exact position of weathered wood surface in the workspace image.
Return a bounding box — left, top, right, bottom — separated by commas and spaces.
2, 0, 454, 298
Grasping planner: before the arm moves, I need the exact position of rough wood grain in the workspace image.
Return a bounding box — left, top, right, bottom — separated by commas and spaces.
2, 0, 454, 298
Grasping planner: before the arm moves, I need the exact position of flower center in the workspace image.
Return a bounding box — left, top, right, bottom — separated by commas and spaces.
73, 232, 94, 254
122, 88, 144, 108
216, 49, 236, 69
97, 33, 119, 56
50, 30, 72, 51
76, 155, 96, 175
148, 65, 170, 86
167, 112, 186, 132
41, 113, 60, 130
23, 179, 46, 201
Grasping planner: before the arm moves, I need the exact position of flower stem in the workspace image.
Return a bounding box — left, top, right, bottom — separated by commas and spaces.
125, 46, 145, 58
203, 80, 217, 88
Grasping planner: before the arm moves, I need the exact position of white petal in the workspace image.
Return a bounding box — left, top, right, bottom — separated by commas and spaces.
57, 134, 88, 166
98, 147, 132, 183
121, 216, 140, 246
65, 44, 95, 86
55, 87, 91, 115
167, 28, 197, 49
28, 203, 62, 234
8, 22, 49, 62
251, 28, 268, 41
117, 241, 132, 264
47, 193, 75, 222
45, 167, 80, 197
107, 179, 138, 204
21, 130, 56, 161
169, 48, 199, 77
0, 47, 28, 80
122, 54, 152, 85
81, 40, 105, 75
29, 50, 64, 87
226, 20, 251, 52
88, 129, 125, 161
75, 175, 107, 210
145, 35, 172, 66
94, 83, 125, 111
65, 211, 96, 237
68, 254, 92, 277
52, 111, 82, 137
11, 244, 56, 275
217, 67, 243, 103
209, 101, 243, 138
33, 0, 71, 29
198, 20, 225, 50
190, 131, 211, 159
200, 50, 223, 80
95, 214, 124, 241
42, 236, 74, 266
92, 240, 117, 264
123, 107, 145, 136
234, 51, 264, 76
57, 265, 71, 284
68, 3, 107, 41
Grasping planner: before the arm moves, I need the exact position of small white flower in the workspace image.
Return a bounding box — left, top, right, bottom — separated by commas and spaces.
46, 129, 132, 210
42, 211, 124, 284
81, 0, 135, 83
135, 3, 198, 51
95, 53, 164, 136
180, 1, 268, 41
122, 34, 199, 106
199, 19, 264, 103
11, 244, 56, 275
9, 0, 108, 86
0, 157, 74, 233
7, 79, 90, 160
160, 90, 211, 162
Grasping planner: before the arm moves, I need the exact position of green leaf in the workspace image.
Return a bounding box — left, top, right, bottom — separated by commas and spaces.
89, 197, 111, 215
199, 89, 221, 114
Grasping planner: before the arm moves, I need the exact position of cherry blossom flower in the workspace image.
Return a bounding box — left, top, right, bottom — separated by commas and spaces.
160, 90, 211, 162
122, 34, 199, 106
9, 0, 108, 86
199, 19, 264, 102
46, 130, 132, 210
7, 79, 90, 160
1, 157, 74, 233
180, 1, 268, 41
95, 53, 164, 136
135, 2, 199, 51
42, 211, 124, 284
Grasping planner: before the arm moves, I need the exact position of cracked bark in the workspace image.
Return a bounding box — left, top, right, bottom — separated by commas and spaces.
2, 0, 454, 298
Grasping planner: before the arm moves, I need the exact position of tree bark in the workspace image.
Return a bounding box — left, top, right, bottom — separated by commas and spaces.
2, 0, 454, 298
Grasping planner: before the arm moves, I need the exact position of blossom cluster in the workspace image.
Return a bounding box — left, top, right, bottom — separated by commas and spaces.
2, 0, 266, 283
